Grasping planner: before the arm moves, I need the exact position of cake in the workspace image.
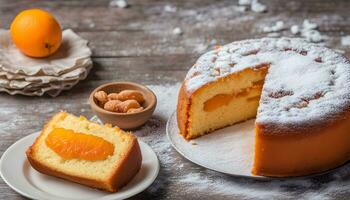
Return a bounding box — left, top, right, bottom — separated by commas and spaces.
177, 37, 350, 177
26, 111, 142, 192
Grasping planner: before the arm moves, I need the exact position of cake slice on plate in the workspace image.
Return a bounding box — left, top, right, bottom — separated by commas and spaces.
26, 111, 142, 192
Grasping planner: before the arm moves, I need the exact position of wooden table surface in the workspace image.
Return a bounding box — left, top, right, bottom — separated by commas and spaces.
1, 0, 350, 199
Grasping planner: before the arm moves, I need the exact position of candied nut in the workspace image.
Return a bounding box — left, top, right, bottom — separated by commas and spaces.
118, 90, 145, 104
116, 99, 140, 113
107, 93, 119, 100
94, 91, 108, 106
104, 100, 122, 112
127, 107, 144, 113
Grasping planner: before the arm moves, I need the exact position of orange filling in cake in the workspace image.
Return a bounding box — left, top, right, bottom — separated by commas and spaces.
203, 83, 263, 112
26, 111, 142, 192
182, 67, 268, 139
45, 128, 115, 161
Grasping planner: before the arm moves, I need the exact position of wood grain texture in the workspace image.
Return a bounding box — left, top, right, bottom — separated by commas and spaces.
0, 0, 350, 199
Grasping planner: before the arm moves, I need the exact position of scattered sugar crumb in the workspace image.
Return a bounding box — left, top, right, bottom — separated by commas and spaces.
210, 39, 218, 45
303, 19, 318, 30
88, 23, 95, 29
267, 32, 281, 38
263, 21, 284, 33
164, 5, 177, 13
238, 0, 252, 6
335, 49, 346, 54
263, 26, 272, 33
237, 0, 266, 13
273, 21, 284, 31
290, 25, 299, 35
341, 36, 350, 46
172, 27, 183, 35
251, 0, 267, 13
236, 6, 249, 12
262, 19, 327, 43
109, 0, 128, 8
302, 30, 326, 43
194, 43, 209, 54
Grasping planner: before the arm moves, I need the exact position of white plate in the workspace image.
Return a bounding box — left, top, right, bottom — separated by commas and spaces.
166, 112, 260, 178
0, 132, 159, 200
167, 112, 346, 179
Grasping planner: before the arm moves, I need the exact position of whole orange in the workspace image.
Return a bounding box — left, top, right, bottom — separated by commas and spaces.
10, 9, 62, 58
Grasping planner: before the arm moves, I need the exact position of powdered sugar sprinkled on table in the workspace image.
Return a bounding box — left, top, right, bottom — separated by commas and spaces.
172, 27, 183, 35
109, 0, 128, 8
341, 36, 350, 46
263, 21, 285, 33
238, 0, 267, 13
164, 5, 177, 13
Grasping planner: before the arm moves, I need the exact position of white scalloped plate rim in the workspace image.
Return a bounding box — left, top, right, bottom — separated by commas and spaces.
0, 29, 92, 76
0, 62, 92, 97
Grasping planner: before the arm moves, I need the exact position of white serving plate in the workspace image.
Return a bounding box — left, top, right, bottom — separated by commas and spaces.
166, 112, 348, 179
0, 132, 159, 200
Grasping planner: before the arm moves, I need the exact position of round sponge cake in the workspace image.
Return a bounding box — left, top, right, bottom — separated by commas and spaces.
177, 37, 350, 177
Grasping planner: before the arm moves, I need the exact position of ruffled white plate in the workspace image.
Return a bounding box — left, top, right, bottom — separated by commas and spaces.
0, 132, 159, 200
0, 29, 92, 97
0, 61, 92, 97
0, 29, 91, 76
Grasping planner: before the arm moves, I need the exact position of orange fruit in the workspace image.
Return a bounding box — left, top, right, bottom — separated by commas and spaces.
45, 128, 115, 161
10, 9, 62, 58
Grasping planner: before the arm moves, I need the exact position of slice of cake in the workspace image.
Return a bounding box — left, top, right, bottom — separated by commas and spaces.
26, 111, 142, 192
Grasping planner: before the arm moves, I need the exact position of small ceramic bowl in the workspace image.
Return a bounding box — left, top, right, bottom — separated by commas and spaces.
89, 82, 157, 130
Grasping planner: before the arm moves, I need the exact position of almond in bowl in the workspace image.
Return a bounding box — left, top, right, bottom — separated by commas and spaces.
94, 90, 145, 113
89, 82, 157, 129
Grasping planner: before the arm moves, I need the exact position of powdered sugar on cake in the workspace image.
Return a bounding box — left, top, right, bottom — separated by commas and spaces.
185, 37, 350, 133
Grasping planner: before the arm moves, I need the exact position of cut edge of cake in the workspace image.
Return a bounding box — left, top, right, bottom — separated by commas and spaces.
178, 66, 268, 140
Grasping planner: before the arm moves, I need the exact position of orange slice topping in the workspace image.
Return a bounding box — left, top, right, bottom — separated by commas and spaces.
45, 128, 114, 161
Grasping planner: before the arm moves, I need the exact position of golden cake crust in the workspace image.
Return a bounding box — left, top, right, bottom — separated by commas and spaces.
177, 83, 190, 139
